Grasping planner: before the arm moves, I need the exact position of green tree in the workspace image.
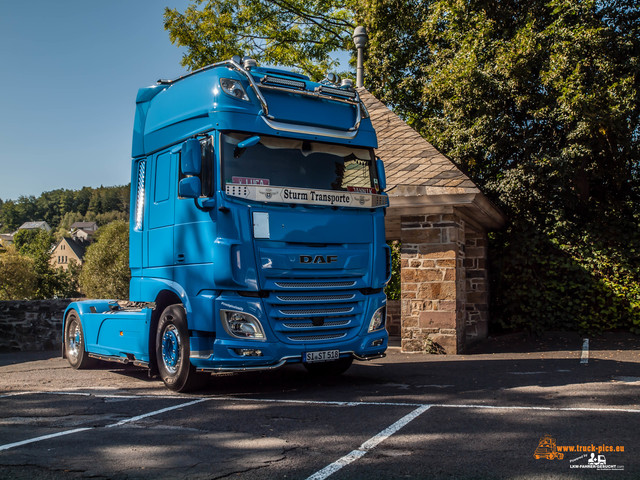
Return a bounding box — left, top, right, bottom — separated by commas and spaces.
164, 0, 358, 79
79, 221, 130, 299
13, 228, 67, 299
0, 246, 37, 300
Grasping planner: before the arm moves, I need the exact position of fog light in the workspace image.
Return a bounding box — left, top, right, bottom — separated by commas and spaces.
368, 306, 386, 332
233, 348, 263, 357
221, 310, 266, 340
371, 339, 383, 347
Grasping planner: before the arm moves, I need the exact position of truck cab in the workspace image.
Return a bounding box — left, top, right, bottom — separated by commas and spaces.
63, 57, 390, 392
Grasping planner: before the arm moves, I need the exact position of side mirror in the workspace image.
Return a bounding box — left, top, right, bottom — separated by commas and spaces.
376, 157, 386, 192
179, 177, 201, 198
181, 139, 201, 176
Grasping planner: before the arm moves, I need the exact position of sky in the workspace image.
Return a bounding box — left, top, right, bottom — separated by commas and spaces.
0, 0, 194, 201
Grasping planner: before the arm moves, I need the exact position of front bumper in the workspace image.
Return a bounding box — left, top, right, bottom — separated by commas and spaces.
190, 332, 388, 372
188, 290, 388, 372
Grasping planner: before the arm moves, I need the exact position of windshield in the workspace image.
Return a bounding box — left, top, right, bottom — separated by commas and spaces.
221, 132, 377, 193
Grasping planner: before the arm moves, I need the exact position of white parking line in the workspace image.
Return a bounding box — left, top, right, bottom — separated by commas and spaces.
581, 338, 589, 364
306, 405, 431, 480
105, 398, 207, 428
0, 427, 92, 452
0, 398, 209, 451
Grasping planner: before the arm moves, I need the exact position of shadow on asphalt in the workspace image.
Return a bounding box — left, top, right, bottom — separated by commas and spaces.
467, 331, 640, 354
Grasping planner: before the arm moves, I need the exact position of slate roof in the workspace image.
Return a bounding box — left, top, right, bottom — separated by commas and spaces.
358, 89, 479, 194
70, 221, 98, 231
17, 221, 51, 232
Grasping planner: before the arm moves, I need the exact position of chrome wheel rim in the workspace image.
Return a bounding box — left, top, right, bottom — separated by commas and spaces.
161, 325, 181, 374
67, 320, 81, 362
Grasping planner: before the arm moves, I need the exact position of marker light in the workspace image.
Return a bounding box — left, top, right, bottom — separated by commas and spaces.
316, 85, 357, 99
261, 75, 306, 90
221, 310, 266, 340
220, 78, 249, 101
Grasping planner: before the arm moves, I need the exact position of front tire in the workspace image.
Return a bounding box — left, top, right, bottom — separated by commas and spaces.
65, 310, 95, 369
304, 356, 353, 376
155, 305, 206, 392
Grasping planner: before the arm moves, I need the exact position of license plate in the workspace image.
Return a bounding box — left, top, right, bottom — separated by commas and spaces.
304, 350, 340, 363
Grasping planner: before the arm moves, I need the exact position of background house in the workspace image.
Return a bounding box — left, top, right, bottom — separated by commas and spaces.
70, 221, 98, 242
50, 221, 97, 270
0, 233, 14, 248
17, 221, 51, 232
50, 237, 88, 271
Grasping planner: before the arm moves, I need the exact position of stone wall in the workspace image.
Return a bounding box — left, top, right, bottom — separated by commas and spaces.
399, 213, 467, 354
464, 228, 489, 343
0, 299, 73, 352
386, 300, 401, 336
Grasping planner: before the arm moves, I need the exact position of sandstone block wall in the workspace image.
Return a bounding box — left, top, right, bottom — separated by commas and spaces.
397, 211, 490, 354
386, 300, 401, 336
400, 213, 466, 353
465, 229, 489, 342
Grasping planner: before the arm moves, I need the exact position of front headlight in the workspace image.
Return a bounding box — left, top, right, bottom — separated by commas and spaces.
220, 78, 250, 101
368, 306, 386, 332
221, 310, 266, 340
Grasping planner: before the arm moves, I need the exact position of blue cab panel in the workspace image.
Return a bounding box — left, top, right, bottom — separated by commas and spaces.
65, 58, 389, 391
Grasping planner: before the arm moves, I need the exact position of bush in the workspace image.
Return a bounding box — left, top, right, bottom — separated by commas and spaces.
79, 221, 130, 299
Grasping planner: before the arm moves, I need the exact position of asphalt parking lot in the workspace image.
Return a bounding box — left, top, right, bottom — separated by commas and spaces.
0, 332, 638, 479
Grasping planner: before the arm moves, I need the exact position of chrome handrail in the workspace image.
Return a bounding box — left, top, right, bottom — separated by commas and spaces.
162, 59, 364, 135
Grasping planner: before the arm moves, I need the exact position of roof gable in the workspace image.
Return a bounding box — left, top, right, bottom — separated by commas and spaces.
359, 89, 505, 231
57, 237, 88, 260
358, 89, 478, 194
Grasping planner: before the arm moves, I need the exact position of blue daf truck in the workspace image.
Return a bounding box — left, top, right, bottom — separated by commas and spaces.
63, 57, 390, 392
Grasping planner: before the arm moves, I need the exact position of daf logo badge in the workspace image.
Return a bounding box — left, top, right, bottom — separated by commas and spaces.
300, 255, 338, 264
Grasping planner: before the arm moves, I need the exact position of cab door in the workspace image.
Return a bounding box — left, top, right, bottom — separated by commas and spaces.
146, 151, 176, 275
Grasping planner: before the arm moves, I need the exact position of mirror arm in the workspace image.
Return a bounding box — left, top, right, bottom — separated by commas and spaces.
193, 198, 216, 212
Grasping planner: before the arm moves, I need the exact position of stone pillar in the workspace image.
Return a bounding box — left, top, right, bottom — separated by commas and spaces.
464, 227, 489, 343
385, 300, 401, 336
399, 212, 466, 354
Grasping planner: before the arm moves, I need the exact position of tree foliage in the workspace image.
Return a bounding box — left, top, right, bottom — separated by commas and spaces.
0, 246, 37, 300
79, 221, 130, 299
164, 0, 358, 79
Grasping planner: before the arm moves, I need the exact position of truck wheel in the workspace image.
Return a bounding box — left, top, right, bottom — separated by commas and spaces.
155, 305, 206, 392
65, 310, 95, 369
304, 356, 353, 376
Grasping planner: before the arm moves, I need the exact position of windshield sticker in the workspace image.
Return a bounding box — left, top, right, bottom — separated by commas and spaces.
232, 176, 270, 186
347, 186, 376, 194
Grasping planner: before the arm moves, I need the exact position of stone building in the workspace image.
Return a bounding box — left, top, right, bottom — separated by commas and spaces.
359, 89, 506, 354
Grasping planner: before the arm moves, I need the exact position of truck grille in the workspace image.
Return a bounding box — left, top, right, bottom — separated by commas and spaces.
274, 280, 356, 289
276, 294, 355, 302
282, 319, 351, 328
279, 307, 353, 315
287, 333, 347, 342
264, 286, 365, 345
